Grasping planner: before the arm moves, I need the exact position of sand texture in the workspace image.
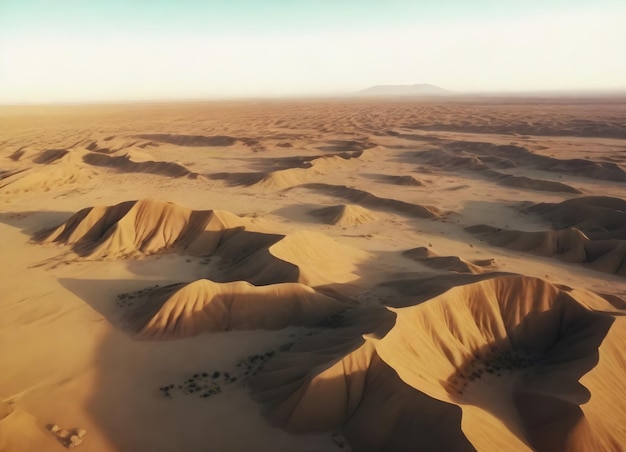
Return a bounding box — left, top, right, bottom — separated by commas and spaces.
1, 98, 625, 451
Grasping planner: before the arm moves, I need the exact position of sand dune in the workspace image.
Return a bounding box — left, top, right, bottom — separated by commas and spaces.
0, 145, 94, 194
127, 280, 344, 339
36, 199, 369, 286
82, 153, 199, 178
316, 139, 375, 152
311, 204, 378, 226
466, 225, 626, 277
0, 167, 85, 194
299, 183, 442, 218
405, 110, 626, 139
382, 175, 424, 186
363, 173, 426, 187
403, 246, 495, 274
223, 151, 367, 190
232, 230, 369, 286
527, 196, 626, 240
209, 151, 364, 189
254, 167, 322, 190
8, 147, 27, 161
134, 133, 238, 147
416, 149, 582, 193
485, 170, 582, 193
252, 275, 623, 451
33, 148, 70, 164
83, 136, 158, 154
450, 141, 626, 182
1, 99, 624, 452
36, 199, 243, 258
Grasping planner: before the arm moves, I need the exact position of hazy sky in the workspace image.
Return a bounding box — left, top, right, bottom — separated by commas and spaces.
1, 0, 625, 103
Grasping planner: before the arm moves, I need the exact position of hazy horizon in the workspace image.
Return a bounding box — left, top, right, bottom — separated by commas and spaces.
1, 0, 625, 104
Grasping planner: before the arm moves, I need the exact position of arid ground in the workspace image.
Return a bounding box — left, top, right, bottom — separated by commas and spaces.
1, 98, 625, 451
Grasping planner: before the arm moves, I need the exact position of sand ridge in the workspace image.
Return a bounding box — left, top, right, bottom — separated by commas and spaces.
466, 225, 626, 277
311, 204, 378, 226
251, 275, 623, 451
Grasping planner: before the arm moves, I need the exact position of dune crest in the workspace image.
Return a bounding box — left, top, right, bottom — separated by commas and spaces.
82, 153, 199, 179
311, 204, 378, 226
300, 183, 442, 218
133, 133, 238, 147
252, 152, 366, 190
36, 199, 369, 286
132, 279, 344, 339
36, 198, 243, 258
403, 246, 495, 274
385, 175, 424, 186
0, 144, 95, 193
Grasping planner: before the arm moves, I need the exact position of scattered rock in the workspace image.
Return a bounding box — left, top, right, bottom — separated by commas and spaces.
48, 424, 87, 448
68, 435, 83, 448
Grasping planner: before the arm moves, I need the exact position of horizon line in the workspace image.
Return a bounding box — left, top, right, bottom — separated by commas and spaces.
2, 88, 626, 107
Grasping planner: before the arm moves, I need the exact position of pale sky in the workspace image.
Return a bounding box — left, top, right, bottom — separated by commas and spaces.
1, 0, 625, 103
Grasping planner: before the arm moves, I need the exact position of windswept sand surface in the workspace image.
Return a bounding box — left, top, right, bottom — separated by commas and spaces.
1, 98, 625, 451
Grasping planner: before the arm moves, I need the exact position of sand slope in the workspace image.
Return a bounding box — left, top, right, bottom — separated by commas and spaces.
252, 275, 624, 451
300, 183, 442, 218
403, 246, 495, 274
132, 280, 344, 339
36, 198, 243, 258
311, 204, 378, 226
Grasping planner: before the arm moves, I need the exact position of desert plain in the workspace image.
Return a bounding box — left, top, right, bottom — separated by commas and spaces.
0, 97, 625, 451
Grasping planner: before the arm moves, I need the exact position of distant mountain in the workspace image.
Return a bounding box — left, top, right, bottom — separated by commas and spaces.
355, 83, 451, 97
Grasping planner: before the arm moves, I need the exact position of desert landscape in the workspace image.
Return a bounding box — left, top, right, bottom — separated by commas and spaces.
1, 97, 625, 451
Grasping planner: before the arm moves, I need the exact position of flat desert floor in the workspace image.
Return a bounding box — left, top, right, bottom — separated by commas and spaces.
1, 98, 625, 451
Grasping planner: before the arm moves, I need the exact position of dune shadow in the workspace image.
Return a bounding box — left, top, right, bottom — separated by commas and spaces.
82, 153, 199, 178
444, 297, 613, 451
402, 117, 626, 139
58, 273, 362, 450
0, 210, 75, 235
58, 277, 162, 334
359, 173, 425, 187
250, 304, 475, 451
409, 148, 583, 194
33, 148, 69, 164
379, 272, 513, 307
270, 203, 327, 224
466, 223, 626, 278
293, 183, 441, 219
207, 171, 266, 186
525, 196, 626, 241
343, 358, 475, 452
133, 134, 238, 147
315, 139, 375, 152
